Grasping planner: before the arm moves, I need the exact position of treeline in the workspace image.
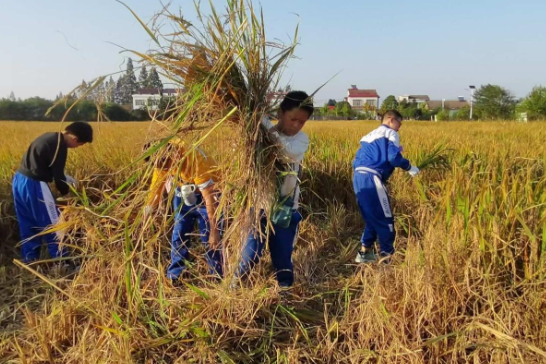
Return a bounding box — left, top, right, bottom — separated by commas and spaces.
0, 96, 177, 122
0, 97, 131, 121
1, 58, 169, 122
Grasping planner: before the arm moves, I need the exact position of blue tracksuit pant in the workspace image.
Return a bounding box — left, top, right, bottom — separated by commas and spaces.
167, 189, 223, 279
235, 210, 302, 287
353, 170, 395, 256
12, 172, 67, 263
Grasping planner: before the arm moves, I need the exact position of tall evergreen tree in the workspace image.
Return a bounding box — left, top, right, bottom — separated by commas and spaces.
96, 80, 106, 102
107, 76, 115, 103
77, 80, 88, 99
148, 67, 163, 89
114, 76, 125, 104
138, 64, 149, 88
120, 58, 138, 104
8, 91, 15, 102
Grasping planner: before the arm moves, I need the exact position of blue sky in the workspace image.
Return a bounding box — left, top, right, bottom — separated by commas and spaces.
1, 0, 545, 105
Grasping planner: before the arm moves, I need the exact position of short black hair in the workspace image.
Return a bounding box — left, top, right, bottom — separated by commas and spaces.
65, 121, 93, 143
382, 110, 403, 122
279, 91, 314, 116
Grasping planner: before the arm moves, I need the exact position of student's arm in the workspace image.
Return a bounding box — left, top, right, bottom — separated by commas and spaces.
386, 131, 411, 170
146, 168, 168, 209
200, 184, 221, 249
49, 139, 69, 196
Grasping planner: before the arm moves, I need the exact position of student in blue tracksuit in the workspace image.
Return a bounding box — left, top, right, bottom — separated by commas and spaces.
234, 91, 314, 288
12, 122, 93, 263
352, 110, 419, 263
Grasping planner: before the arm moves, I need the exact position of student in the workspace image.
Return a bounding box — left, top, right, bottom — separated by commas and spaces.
352, 110, 419, 263
12, 121, 93, 263
143, 137, 223, 281
234, 91, 314, 288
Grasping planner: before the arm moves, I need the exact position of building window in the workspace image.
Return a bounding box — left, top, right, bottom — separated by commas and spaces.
353, 100, 362, 106
135, 100, 145, 106
366, 100, 375, 106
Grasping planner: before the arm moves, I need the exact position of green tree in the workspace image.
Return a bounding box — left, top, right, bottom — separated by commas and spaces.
335, 101, 352, 119
474, 84, 516, 120
148, 67, 163, 89
114, 76, 125, 104
106, 76, 115, 103
399, 105, 417, 119
456, 106, 471, 120
76, 80, 88, 99
120, 58, 138, 104
21, 97, 53, 120
138, 64, 149, 88
436, 109, 450, 121
320, 104, 330, 117
102, 103, 132, 121
516, 86, 546, 120
0, 99, 23, 120
75, 100, 98, 121
380, 95, 398, 114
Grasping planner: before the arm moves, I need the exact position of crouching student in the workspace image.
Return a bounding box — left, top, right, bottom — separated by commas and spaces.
233, 91, 314, 288
352, 110, 419, 263
143, 137, 223, 282
12, 121, 93, 263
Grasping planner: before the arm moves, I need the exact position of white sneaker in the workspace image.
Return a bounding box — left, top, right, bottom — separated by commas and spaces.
355, 249, 377, 263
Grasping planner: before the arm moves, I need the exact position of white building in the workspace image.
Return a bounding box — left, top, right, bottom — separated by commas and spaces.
398, 95, 430, 104
132, 88, 179, 110
346, 85, 380, 112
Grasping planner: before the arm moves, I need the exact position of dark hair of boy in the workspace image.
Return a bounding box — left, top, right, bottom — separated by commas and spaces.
381, 110, 403, 122
280, 91, 314, 116
65, 122, 93, 143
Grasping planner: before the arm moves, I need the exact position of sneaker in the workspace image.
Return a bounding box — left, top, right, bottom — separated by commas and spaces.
355, 249, 377, 263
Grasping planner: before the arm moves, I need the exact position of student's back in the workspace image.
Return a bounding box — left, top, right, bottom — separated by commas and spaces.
19, 132, 69, 194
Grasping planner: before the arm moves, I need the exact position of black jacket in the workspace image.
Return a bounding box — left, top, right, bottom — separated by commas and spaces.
18, 132, 69, 195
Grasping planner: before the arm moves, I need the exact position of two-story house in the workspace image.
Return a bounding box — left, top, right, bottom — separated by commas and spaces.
346, 85, 380, 113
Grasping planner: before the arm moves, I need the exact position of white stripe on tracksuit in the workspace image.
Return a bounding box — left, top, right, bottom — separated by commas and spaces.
355, 167, 392, 218
39, 182, 59, 224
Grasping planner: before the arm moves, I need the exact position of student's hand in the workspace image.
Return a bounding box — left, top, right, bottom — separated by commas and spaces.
408, 165, 420, 177
143, 205, 154, 220
65, 175, 78, 187
208, 228, 221, 250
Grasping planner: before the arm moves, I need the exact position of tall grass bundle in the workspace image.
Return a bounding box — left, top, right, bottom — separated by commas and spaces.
120, 0, 305, 235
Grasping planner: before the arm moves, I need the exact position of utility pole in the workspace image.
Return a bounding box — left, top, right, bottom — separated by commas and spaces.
469, 85, 476, 120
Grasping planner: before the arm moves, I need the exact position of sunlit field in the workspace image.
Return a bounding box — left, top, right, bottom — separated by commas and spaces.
1, 120, 545, 363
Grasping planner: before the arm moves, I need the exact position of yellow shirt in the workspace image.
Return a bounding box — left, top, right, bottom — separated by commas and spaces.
146, 138, 219, 207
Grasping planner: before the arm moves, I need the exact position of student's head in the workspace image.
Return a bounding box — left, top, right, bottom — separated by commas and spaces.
64, 121, 93, 148
381, 110, 403, 132
276, 91, 314, 136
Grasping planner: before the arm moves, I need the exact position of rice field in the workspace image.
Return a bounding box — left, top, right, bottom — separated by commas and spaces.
0, 120, 545, 363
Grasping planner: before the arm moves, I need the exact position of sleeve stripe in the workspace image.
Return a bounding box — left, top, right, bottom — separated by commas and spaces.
197, 179, 214, 190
